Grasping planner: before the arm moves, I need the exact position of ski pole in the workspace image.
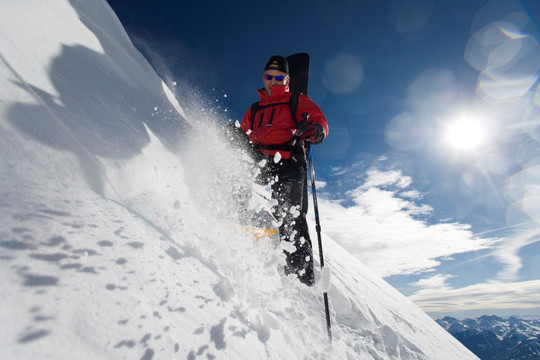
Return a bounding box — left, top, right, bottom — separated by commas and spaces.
303, 114, 332, 343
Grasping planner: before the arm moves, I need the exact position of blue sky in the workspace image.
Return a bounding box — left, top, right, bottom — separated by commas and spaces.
107, 0, 540, 319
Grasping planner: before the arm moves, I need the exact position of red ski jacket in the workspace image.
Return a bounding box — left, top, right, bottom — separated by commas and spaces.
241, 85, 329, 159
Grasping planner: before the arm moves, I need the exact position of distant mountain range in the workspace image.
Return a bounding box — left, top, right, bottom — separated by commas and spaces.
437, 315, 540, 360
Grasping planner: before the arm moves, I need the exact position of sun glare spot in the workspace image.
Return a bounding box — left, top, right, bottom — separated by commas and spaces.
444, 117, 487, 152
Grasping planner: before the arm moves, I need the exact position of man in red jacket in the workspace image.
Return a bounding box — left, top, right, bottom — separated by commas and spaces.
240, 55, 329, 286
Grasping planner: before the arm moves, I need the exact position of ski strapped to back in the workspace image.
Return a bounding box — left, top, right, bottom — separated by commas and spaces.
286, 52, 310, 94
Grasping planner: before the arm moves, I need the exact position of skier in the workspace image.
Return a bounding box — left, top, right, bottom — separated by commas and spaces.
240, 55, 329, 286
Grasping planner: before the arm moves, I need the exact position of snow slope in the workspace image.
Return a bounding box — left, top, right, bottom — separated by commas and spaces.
0, 1, 477, 359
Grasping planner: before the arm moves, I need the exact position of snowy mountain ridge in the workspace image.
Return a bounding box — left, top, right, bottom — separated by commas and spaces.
0, 1, 477, 359
437, 315, 540, 360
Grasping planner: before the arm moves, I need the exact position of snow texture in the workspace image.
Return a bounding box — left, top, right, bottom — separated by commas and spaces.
0, 1, 478, 359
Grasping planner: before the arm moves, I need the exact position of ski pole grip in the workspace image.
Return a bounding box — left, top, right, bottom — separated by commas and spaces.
301, 112, 309, 121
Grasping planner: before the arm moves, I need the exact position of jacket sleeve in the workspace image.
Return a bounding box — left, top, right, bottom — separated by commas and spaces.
297, 94, 329, 141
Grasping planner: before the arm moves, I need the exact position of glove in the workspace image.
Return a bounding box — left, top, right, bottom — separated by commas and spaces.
296, 120, 325, 144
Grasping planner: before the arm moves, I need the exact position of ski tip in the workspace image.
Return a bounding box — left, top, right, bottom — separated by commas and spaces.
240, 225, 278, 241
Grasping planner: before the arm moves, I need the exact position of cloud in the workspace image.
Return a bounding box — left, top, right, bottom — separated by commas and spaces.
411, 274, 455, 290
409, 279, 540, 312
313, 166, 498, 277
314, 180, 326, 190
492, 225, 540, 281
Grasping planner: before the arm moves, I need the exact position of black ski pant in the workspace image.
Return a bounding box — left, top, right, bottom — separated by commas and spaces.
260, 152, 315, 286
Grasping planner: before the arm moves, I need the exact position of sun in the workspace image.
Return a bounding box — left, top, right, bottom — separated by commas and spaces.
443, 115, 487, 152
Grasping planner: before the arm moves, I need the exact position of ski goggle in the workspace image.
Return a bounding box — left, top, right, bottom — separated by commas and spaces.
264, 74, 287, 81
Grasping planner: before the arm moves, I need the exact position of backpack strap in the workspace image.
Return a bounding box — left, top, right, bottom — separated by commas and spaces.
249, 101, 259, 131
288, 92, 300, 122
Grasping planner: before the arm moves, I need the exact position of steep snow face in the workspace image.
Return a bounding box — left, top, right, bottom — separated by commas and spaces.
0, 0, 477, 359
